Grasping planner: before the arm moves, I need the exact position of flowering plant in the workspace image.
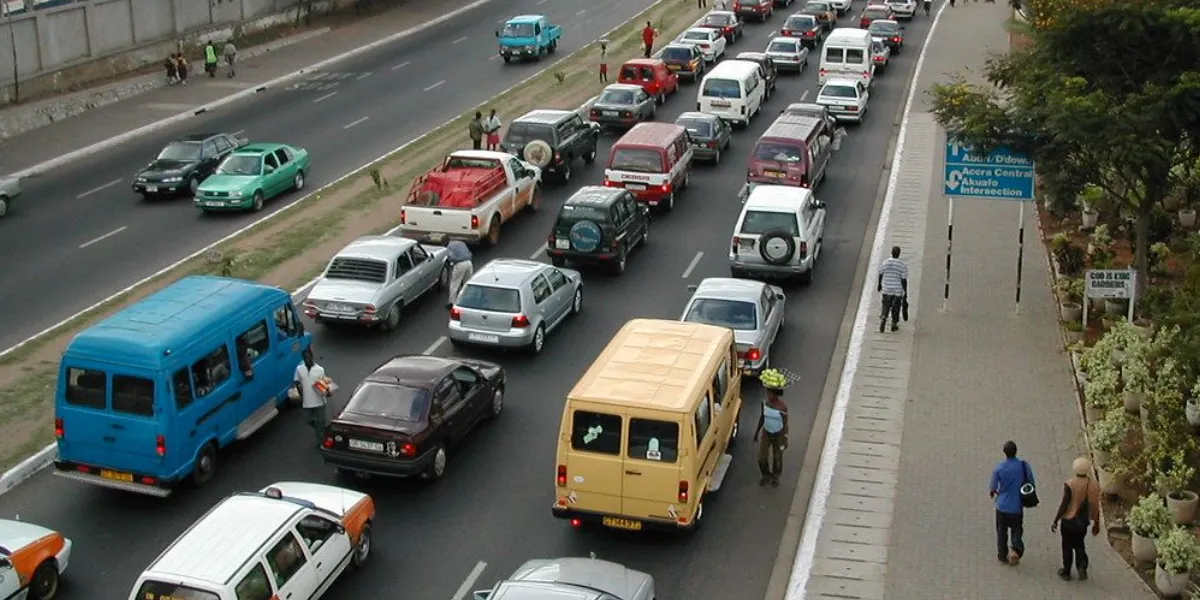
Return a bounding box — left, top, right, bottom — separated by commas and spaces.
1127, 493, 1172, 539
1083, 363, 1120, 410
1123, 359, 1153, 395
1089, 409, 1130, 452
1157, 526, 1200, 575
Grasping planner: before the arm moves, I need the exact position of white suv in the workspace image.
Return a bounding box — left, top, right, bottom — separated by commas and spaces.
729, 185, 826, 283
828, 0, 853, 15
885, 0, 917, 18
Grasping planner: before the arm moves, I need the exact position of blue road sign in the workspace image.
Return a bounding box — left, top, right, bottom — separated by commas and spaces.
943, 141, 1035, 201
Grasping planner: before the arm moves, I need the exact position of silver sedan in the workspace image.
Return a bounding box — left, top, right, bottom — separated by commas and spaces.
473, 557, 655, 600
680, 277, 786, 375
0, 174, 20, 218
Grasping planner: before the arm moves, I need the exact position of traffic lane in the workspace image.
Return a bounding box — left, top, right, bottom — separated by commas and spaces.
0, 0, 656, 348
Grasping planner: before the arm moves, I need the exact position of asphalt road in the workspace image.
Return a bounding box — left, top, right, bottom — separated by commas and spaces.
0, 7, 938, 600
0, 0, 653, 350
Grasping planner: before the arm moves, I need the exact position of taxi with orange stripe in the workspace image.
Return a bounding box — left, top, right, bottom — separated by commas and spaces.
0, 518, 72, 600
127, 482, 375, 600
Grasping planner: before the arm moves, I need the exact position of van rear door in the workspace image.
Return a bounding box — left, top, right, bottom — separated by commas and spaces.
563, 406, 624, 516
57, 366, 164, 480
621, 415, 687, 524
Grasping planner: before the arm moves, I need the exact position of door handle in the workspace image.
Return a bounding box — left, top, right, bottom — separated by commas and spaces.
110, 423, 125, 430
624, 470, 642, 476
432, 210, 443, 215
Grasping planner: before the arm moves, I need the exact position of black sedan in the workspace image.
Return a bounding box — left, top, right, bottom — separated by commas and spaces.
589, 84, 656, 130
132, 132, 246, 198
319, 355, 505, 481
697, 10, 743, 43
781, 13, 823, 48
868, 19, 904, 53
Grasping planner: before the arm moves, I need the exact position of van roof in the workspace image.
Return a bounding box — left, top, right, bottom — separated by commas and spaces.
568, 319, 732, 412
614, 122, 686, 149
745, 184, 813, 211
760, 116, 822, 143
65, 276, 288, 369
825, 28, 872, 44
706, 60, 759, 78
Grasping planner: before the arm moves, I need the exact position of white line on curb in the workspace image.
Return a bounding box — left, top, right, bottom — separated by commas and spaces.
313, 91, 338, 103
681, 251, 703, 279
343, 117, 370, 129
799, 89, 809, 101
356, 72, 372, 80
424, 80, 446, 91
392, 61, 410, 70
452, 36, 468, 44
423, 336, 448, 356
529, 243, 547, 259
76, 179, 121, 199
79, 226, 128, 249
783, 4, 950, 599
451, 562, 488, 600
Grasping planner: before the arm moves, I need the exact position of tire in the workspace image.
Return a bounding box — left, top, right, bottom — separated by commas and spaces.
663, 192, 675, 211
730, 414, 740, 448
801, 253, 816, 285
188, 176, 200, 195
551, 256, 566, 267
381, 302, 401, 331
528, 185, 542, 211
425, 443, 448, 480
191, 442, 217, 487
486, 215, 502, 246
758, 230, 797, 266
612, 251, 628, 275
640, 224, 649, 246
292, 170, 305, 191
529, 324, 546, 355
29, 562, 59, 600
503, 56, 511, 63
0, 195, 8, 218
570, 287, 583, 315
251, 190, 265, 211
712, 148, 721, 165
352, 524, 373, 568
656, 92, 666, 106
488, 387, 505, 419
560, 162, 572, 184
550, 40, 558, 53
583, 145, 597, 164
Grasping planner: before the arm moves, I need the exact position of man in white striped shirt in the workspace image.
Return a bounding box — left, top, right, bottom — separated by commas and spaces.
877, 245, 908, 332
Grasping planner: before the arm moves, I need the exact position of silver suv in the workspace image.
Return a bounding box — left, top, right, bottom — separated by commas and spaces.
448, 259, 583, 355
729, 184, 826, 283
303, 236, 449, 330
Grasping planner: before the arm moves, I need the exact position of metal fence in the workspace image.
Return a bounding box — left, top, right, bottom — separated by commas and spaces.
2, 0, 83, 17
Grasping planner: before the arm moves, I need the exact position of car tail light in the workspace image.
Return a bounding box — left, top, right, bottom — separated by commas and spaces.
861, 19, 869, 27
782, 28, 791, 35
805, 30, 816, 37
54, 418, 64, 439
546, 234, 555, 245
724, 26, 735, 33
554, 151, 562, 163
847, 105, 859, 111
570, 518, 583, 527
511, 314, 530, 328
891, 36, 900, 42
322, 435, 335, 448
591, 109, 600, 118
471, 214, 480, 229
400, 443, 417, 457
449, 307, 461, 320
557, 464, 567, 486
678, 480, 689, 503
399, 209, 406, 225
747, 347, 762, 362
707, 141, 716, 149
660, 183, 672, 193
140, 476, 157, 485
799, 240, 809, 259
364, 305, 377, 316
156, 435, 166, 457
819, 68, 827, 76
621, 111, 632, 118
603, 179, 617, 187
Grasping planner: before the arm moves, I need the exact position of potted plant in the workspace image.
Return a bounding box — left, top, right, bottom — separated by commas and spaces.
1188, 379, 1200, 427
1122, 359, 1152, 414
1097, 460, 1127, 497
1051, 233, 1086, 277
1089, 409, 1129, 462
1056, 277, 1084, 322
1079, 185, 1102, 230
1155, 526, 1200, 596
1128, 493, 1173, 565
1062, 321, 1084, 345
1083, 364, 1120, 422
1156, 456, 1199, 525
1150, 241, 1173, 278
1180, 207, 1196, 229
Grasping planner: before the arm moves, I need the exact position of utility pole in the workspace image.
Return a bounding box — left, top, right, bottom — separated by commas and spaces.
3, 0, 18, 104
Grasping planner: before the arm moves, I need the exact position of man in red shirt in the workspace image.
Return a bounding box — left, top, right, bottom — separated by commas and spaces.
641, 21, 656, 58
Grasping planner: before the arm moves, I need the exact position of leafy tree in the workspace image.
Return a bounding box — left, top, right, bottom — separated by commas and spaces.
929, 0, 1200, 297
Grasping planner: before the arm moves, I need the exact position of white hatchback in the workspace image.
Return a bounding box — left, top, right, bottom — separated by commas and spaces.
679, 27, 727, 62
885, 0, 917, 18
815, 78, 870, 123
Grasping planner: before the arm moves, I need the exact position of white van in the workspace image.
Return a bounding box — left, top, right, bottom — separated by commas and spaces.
819, 28, 874, 86
697, 60, 765, 127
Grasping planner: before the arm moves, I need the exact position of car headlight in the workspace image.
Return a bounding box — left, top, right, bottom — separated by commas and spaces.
136, 176, 147, 182
230, 191, 244, 198
162, 176, 183, 183
525, 45, 537, 51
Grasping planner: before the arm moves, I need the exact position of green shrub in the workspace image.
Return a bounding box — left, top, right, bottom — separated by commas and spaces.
1128, 493, 1173, 538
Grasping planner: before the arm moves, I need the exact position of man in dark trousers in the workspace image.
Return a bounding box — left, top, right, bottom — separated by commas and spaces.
990, 441, 1035, 565
877, 245, 908, 332
641, 21, 657, 58
468, 112, 484, 150
753, 369, 790, 487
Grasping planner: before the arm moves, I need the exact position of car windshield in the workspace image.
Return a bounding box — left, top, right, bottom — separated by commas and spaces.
741, 210, 800, 236
683, 30, 710, 42
702, 77, 741, 98
755, 142, 804, 163
821, 84, 858, 99
872, 41, 886, 54
661, 46, 694, 60
157, 142, 202, 161
678, 118, 713, 137
609, 148, 663, 172
457, 284, 521, 312
505, 122, 554, 145
785, 106, 822, 118
787, 16, 816, 28
217, 154, 261, 175
806, 2, 830, 10
685, 298, 758, 331
865, 8, 890, 17
869, 22, 899, 34
598, 89, 636, 105
768, 41, 796, 53
557, 205, 609, 222
344, 382, 429, 422
135, 581, 220, 600
500, 22, 535, 37
702, 14, 731, 26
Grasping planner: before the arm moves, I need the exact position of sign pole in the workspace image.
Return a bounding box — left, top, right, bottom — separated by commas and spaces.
943, 196, 954, 312
1015, 201, 1025, 314
1127, 268, 1136, 323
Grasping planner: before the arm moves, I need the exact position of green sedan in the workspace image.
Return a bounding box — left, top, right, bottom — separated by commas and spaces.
194, 142, 310, 212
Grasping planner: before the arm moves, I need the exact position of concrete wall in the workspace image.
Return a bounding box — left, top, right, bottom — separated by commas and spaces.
0, 0, 345, 103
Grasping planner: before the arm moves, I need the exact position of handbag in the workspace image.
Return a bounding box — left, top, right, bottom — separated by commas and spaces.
1020, 460, 1040, 508
901, 296, 909, 322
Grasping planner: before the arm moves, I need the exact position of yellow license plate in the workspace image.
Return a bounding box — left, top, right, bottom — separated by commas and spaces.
668, 64, 681, 70
766, 171, 786, 178
100, 469, 133, 482
601, 517, 643, 531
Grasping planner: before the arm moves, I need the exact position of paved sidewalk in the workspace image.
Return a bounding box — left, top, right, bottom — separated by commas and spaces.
0, 0, 480, 174
798, 3, 1156, 600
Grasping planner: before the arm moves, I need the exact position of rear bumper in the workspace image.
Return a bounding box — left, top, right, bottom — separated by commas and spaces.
448, 322, 536, 348
551, 505, 694, 532
52, 461, 173, 497
730, 256, 814, 277
320, 446, 436, 477
590, 114, 639, 128
400, 228, 484, 244
133, 181, 190, 195
547, 249, 621, 264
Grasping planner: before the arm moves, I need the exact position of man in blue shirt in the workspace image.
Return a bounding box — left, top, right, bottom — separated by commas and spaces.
990, 440, 1034, 565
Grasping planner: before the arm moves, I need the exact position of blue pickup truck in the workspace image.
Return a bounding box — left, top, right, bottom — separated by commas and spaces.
496, 14, 562, 63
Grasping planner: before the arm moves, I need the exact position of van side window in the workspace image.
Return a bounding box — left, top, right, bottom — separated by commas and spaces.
237, 321, 270, 366
65, 367, 107, 409
712, 359, 730, 406
570, 410, 622, 455
628, 418, 679, 463
192, 345, 232, 397
274, 304, 302, 339
235, 563, 274, 600
846, 48, 865, 64
173, 369, 195, 410
825, 47, 844, 63
112, 375, 155, 417
266, 533, 307, 587
693, 393, 713, 445
296, 514, 339, 553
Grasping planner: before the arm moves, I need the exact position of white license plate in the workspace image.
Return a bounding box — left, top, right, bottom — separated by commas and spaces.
349, 439, 384, 452
555, 238, 570, 250
711, 100, 731, 107
429, 233, 446, 243
327, 303, 353, 312
603, 110, 618, 116
146, 185, 159, 192
468, 332, 500, 344
626, 183, 646, 190
206, 201, 225, 207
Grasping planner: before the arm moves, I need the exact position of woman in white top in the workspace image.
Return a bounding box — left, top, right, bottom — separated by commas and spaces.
294, 348, 329, 444
484, 109, 502, 151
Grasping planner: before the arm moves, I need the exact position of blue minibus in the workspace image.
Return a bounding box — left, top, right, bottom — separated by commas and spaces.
53, 276, 311, 496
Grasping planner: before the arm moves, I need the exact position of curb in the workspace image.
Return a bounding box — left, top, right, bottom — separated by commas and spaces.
9, 0, 496, 180
0, 0, 689, 498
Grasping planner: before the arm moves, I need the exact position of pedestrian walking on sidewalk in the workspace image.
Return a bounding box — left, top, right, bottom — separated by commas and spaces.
223, 41, 238, 78
697, 0, 707, 8
1051, 457, 1101, 581
754, 369, 790, 487
176, 54, 189, 86
469, 112, 485, 150
990, 441, 1036, 565
484, 109, 502, 151
445, 240, 474, 308
877, 245, 908, 332
294, 348, 331, 446
164, 54, 178, 85
641, 21, 657, 58
205, 41, 219, 78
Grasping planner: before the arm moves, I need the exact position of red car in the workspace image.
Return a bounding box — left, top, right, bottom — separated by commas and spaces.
697, 10, 744, 42
616, 59, 679, 105
733, 0, 774, 22
859, 4, 894, 27
781, 13, 823, 48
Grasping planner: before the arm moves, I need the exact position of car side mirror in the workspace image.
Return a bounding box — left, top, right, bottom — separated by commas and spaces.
237, 137, 250, 147
336, 524, 346, 535
687, 284, 698, 292
775, 292, 786, 301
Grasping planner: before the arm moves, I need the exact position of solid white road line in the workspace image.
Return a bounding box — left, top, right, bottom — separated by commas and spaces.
424, 80, 446, 91
313, 91, 338, 103
392, 61, 410, 70
536, 0, 547, 4
451, 562, 488, 600
488, 54, 501, 61
343, 117, 370, 129
356, 72, 373, 80
79, 226, 128, 249
800, 89, 810, 101
76, 178, 122, 199
453, 36, 468, 44
577, 8, 586, 14
529, 243, 547, 259
423, 336, 448, 356
682, 251, 704, 279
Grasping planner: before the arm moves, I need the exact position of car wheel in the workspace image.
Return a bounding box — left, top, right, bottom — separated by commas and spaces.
188, 176, 200, 195
550, 40, 558, 52
612, 251, 628, 275
690, 501, 705, 531
713, 148, 721, 165
551, 256, 566, 267
487, 215, 502, 246
664, 192, 675, 211
571, 287, 583, 315
30, 561, 59, 600
801, 257, 816, 285
530, 324, 546, 355
352, 523, 373, 568
381, 302, 401, 331
528, 184, 542, 211
502, 56, 511, 63
682, 170, 690, 189
656, 92, 666, 105
191, 442, 217, 487
583, 146, 597, 164
251, 190, 265, 211
560, 162, 572, 184
489, 387, 504, 419
292, 170, 305, 191
0, 195, 8, 218
730, 267, 744, 278
426, 444, 448, 480
641, 224, 649, 246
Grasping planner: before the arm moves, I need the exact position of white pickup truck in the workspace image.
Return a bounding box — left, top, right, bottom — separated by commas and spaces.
399, 150, 542, 246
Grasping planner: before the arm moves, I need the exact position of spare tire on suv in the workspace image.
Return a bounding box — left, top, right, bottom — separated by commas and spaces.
758, 230, 797, 266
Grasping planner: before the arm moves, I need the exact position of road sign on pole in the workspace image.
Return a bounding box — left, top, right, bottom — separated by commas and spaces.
943, 142, 1035, 201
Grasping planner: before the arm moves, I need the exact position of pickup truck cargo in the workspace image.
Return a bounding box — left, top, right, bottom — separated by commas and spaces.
399, 150, 542, 246
496, 14, 562, 63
